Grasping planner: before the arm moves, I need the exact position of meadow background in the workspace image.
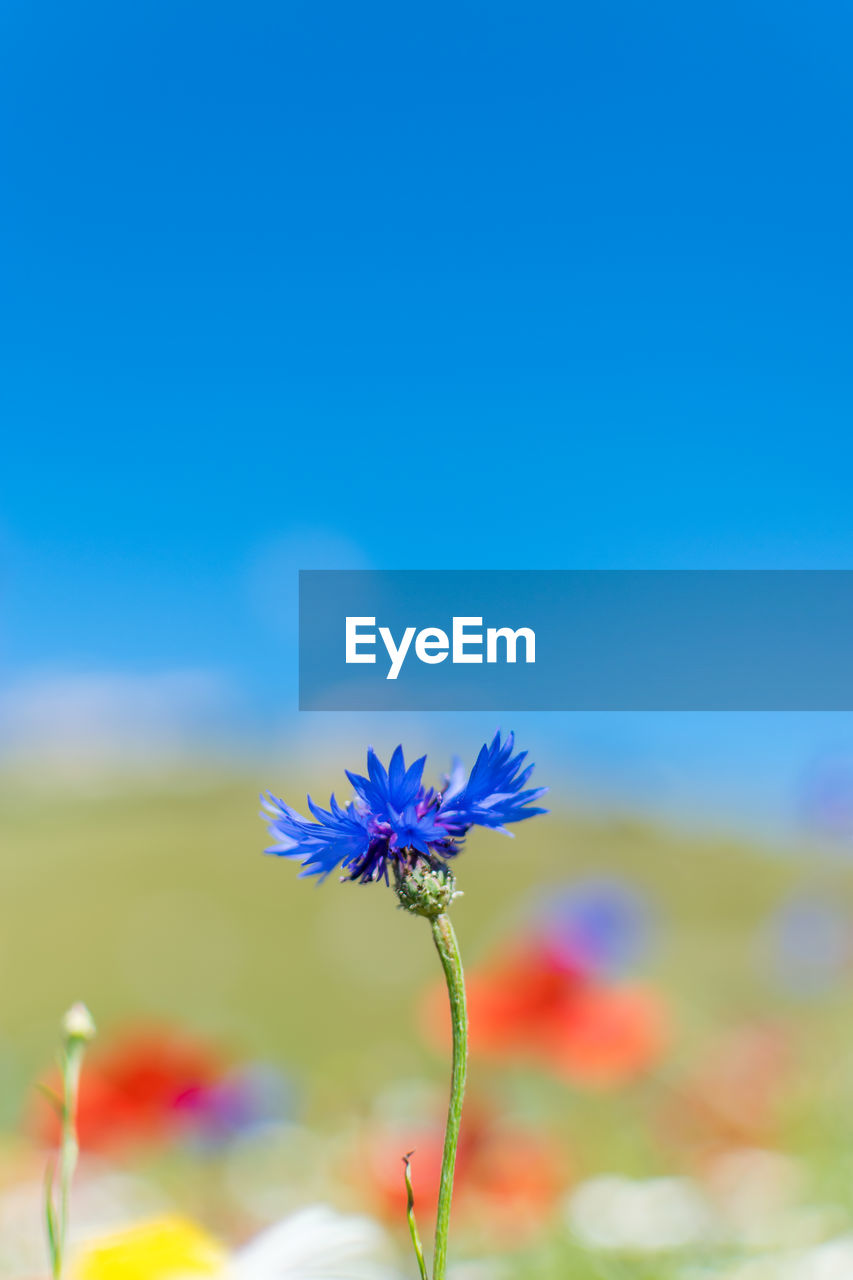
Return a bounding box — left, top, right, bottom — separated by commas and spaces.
3, 1, 853, 1275
6, 759, 853, 1276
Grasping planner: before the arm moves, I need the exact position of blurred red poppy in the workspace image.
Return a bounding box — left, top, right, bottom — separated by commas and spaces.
33, 1027, 225, 1152
423, 941, 667, 1087
362, 1102, 568, 1244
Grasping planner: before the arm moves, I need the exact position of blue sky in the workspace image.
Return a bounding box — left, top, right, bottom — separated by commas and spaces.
2, 1, 853, 829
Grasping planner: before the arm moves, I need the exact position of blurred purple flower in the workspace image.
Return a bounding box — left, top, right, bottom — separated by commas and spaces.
177, 1063, 292, 1146
536, 878, 652, 977
765, 895, 852, 996
262, 731, 547, 883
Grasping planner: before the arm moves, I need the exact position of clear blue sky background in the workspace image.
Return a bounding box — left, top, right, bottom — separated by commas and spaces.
2, 1, 852, 830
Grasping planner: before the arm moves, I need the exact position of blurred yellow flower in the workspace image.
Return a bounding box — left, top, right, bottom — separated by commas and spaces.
71, 1216, 227, 1280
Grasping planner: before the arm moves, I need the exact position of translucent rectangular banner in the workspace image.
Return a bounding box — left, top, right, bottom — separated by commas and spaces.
298, 570, 853, 710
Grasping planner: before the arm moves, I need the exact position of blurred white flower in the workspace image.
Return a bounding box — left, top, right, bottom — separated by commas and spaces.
723, 1234, 853, 1279
786, 1236, 853, 1279
565, 1174, 716, 1252
232, 1206, 399, 1280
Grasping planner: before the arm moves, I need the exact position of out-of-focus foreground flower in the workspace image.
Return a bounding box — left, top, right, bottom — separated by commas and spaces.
565, 1173, 715, 1252
232, 1206, 398, 1280
71, 1217, 226, 1279
67, 1206, 397, 1280
562, 1156, 853, 1276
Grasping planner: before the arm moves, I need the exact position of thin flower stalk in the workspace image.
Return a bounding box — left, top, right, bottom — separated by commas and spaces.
429, 911, 468, 1280
403, 1153, 429, 1280
45, 1003, 96, 1279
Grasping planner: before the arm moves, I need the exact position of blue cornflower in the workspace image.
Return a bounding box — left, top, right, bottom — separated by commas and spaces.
261, 731, 547, 884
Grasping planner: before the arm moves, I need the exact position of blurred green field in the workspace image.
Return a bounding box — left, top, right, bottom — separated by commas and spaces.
5, 764, 853, 1275
3, 766, 852, 1110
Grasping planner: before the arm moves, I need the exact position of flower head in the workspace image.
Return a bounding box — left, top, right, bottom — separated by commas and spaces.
262, 731, 546, 884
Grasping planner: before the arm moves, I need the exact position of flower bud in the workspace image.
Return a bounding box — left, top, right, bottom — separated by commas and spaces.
395, 858, 460, 918
62, 1002, 96, 1043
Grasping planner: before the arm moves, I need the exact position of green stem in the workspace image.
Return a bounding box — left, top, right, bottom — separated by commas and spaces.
56, 1044, 83, 1278
45, 1006, 95, 1280
429, 911, 468, 1280
403, 1152, 430, 1280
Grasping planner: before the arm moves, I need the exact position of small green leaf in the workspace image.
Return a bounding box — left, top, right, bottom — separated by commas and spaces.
35, 1082, 64, 1117
402, 1151, 429, 1280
